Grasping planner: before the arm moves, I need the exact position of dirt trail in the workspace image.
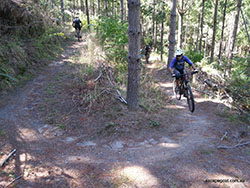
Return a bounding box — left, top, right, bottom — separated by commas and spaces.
0, 38, 249, 188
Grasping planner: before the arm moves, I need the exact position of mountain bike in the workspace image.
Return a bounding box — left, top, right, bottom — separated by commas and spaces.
172, 70, 198, 112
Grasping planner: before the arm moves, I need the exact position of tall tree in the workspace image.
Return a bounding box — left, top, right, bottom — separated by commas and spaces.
177, 0, 186, 49
160, 0, 165, 61
85, 0, 90, 30
120, 0, 124, 22
80, 0, 85, 14
210, 0, 219, 63
127, 0, 141, 111
228, 0, 242, 75
218, 0, 227, 60
199, 0, 205, 54
167, 0, 177, 68
105, 0, 108, 16
240, 8, 250, 45
60, 0, 65, 23
98, 0, 100, 15
152, 0, 156, 48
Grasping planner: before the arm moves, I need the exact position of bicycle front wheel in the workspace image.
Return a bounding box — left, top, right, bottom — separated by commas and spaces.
173, 79, 181, 100
186, 84, 195, 112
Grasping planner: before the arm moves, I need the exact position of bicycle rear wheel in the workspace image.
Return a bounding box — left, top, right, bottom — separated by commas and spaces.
77, 28, 80, 41
186, 84, 195, 112
173, 79, 181, 100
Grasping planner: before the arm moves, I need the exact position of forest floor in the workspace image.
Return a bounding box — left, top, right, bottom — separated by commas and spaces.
0, 33, 249, 188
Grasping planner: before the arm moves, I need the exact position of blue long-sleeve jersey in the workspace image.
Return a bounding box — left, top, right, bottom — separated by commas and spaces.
169, 56, 193, 70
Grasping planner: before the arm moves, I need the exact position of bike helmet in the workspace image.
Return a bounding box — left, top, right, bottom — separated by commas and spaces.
175, 49, 183, 56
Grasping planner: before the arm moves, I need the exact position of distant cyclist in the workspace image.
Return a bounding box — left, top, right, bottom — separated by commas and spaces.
72, 14, 82, 38
169, 49, 198, 88
144, 44, 151, 64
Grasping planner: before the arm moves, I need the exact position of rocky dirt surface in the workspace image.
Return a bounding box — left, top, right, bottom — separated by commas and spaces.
0, 36, 249, 188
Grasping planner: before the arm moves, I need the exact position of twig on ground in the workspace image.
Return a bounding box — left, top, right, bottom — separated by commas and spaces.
5, 175, 22, 187
220, 131, 228, 141
0, 149, 16, 167
94, 69, 103, 82
217, 140, 250, 149
85, 174, 95, 188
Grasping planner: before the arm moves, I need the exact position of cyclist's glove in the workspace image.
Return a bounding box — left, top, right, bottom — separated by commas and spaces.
172, 73, 176, 77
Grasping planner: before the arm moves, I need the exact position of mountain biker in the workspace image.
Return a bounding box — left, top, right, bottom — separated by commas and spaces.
169, 49, 198, 92
145, 44, 151, 63
72, 14, 82, 38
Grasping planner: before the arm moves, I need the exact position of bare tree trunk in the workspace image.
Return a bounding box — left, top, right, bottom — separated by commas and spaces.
177, 0, 185, 49
160, 0, 165, 61
105, 0, 108, 16
219, 0, 227, 60
228, 0, 242, 76
127, 0, 141, 111
85, 0, 90, 30
120, 0, 124, 22
92, 0, 95, 16
60, 0, 65, 23
167, 0, 177, 68
152, 0, 156, 48
199, 0, 205, 54
210, 0, 219, 63
240, 8, 250, 45
80, 0, 85, 14
195, 13, 200, 51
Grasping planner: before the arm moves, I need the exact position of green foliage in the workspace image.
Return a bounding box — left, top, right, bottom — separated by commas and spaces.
229, 57, 250, 111
185, 49, 204, 63
95, 16, 128, 66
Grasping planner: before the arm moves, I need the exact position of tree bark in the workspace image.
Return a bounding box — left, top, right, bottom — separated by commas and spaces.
152, 0, 156, 48
228, 0, 242, 76
105, 0, 108, 16
218, 0, 227, 60
80, 0, 85, 14
167, 0, 177, 68
199, 0, 205, 54
85, 0, 90, 30
160, 0, 165, 61
240, 8, 250, 45
120, 0, 124, 22
60, 0, 65, 23
98, 0, 100, 15
195, 13, 200, 51
177, 0, 184, 49
210, 0, 219, 63
127, 0, 141, 111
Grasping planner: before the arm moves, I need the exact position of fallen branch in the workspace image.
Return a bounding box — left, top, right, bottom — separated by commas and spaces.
94, 69, 103, 82
220, 131, 228, 141
0, 149, 16, 167
217, 140, 250, 149
6, 175, 22, 187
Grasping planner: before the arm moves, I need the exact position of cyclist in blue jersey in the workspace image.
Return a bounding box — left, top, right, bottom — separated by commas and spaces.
169, 49, 198, 89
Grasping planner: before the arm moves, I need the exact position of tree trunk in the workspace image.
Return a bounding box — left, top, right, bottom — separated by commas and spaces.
177, 0, 184, 49
210, 0, 219, 63
240, 8, 250, 45
80, 0, 85, 14
167, 0, 177, 68
127, 0, 141, 111
92, 0, 95, 16
218, 0, 227, 60
120, 0, 124, 22
199, 0, 205, 54
160, 0, 165, 61
105, 0, 108, 16
60, 0, 65, 23
85, 0, 90, 30
97, 0, 100, 15
195, 13, 200, 51
228, 0, 242, 76
152, 0, 156, 48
